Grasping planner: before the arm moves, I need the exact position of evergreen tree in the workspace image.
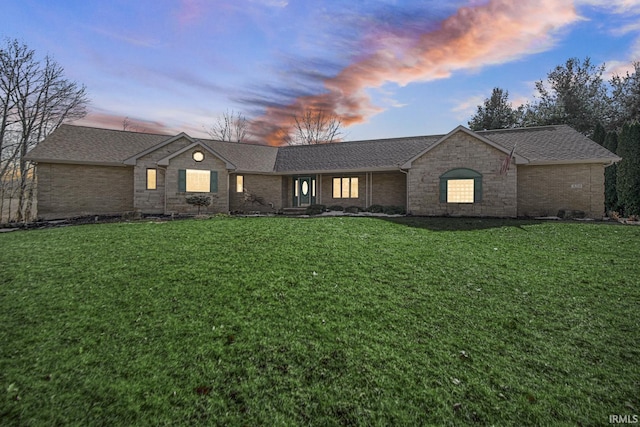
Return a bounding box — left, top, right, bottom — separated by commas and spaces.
616, 123, 640, 215
603, 131, 619, 213
525, 57, 608, 136
468, 87, 523, 131
610, 62, 640, 131
592, 122, 606, 146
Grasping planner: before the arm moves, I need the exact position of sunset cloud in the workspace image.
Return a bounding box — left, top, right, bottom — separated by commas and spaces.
250, 0, 579, 145
76, 112, 175, 135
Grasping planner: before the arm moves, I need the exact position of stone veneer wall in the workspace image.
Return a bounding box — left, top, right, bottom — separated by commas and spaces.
165, 151, 229, 215
407, 132, 518, 217
229, 174, 283, 213
133, 137, 229, 215
134, 137, 191, 214
36, 163, 133, 219
517, 163, 605, 218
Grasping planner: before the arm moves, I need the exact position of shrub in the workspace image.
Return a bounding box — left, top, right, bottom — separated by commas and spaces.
344, 206, 361, 214
383, 205, 406, 215
185, 195, 212, 215
327, 205, 344, 211
366, 204, 384, 213
305, 204, 326, 215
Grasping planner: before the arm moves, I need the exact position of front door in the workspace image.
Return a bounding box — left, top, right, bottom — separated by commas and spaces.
293, 176, 315, 207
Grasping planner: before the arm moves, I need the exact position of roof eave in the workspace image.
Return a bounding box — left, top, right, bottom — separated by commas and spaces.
24, 158, 128, 167
276, 166, 404, 175
523, 157, 622, 166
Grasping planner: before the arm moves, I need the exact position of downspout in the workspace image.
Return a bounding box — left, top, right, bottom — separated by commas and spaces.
399, 167, 409, 214
365, 172, 369, 207
159, 165, 168, 215
227, 171, 231, 214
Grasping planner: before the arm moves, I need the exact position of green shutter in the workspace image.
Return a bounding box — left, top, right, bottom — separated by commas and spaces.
474, 177, 482, 203
439, 178, 447, 203
178, 169, 186, 192
210, 171, 218, 193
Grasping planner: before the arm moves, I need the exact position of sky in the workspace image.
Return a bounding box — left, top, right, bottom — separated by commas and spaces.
2, 0, 640, 145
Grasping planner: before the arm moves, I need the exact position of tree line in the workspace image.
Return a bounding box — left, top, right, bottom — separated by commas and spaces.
468, 58, 640, 216
1, 38, 88, 222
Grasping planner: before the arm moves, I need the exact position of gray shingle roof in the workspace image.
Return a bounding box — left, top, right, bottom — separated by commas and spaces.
275, 135, 441, 172
25, 125, 170, 165
206, 140, 279, 173
477, 125, 619, 164
26, 123, 619, 172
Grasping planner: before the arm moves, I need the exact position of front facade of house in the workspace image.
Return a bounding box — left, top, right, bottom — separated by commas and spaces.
25, 124, 620, 220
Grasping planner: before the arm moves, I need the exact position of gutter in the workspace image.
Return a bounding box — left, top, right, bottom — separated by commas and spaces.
523, 157, 622, 166
398, 167, 409, 214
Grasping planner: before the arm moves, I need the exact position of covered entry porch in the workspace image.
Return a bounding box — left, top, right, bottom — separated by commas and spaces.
284, 171, 407, 210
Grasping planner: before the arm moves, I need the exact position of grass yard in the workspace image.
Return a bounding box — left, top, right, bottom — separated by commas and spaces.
1, 216, 639, 426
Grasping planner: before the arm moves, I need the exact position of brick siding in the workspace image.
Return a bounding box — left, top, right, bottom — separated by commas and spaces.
517, 163, 605, 218
229, 174, 284, 213
133, 138, 230, 215
36, 163, 133, 219
408, 132, 518, 217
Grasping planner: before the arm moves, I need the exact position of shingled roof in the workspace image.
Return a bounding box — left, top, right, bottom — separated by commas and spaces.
477, 125, 619, 164
25, 125, 170, 166
26, 123, 619, 172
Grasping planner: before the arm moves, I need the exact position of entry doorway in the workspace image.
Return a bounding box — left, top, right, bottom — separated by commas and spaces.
292, 176, 316, 207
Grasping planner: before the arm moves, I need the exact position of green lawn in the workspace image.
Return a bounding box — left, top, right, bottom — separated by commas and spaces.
1, 217, 639, 426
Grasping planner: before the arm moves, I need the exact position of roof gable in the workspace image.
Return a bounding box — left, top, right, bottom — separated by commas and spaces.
123, 133, 197, 165
401, 125, 529, 169
156, 141, 236, 169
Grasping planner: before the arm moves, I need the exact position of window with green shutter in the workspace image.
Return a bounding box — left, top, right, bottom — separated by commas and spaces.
210, 171, 218, 193
178, 169, 218, 193
439, 168, 482, 203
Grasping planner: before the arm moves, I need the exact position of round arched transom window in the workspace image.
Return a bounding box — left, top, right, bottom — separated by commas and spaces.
193, 150, 204, 162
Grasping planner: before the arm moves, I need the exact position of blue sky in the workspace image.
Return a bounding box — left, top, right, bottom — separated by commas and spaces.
2, 0, 639, 144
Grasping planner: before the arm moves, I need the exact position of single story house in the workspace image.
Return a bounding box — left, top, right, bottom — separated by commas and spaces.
25, 124, 620, 220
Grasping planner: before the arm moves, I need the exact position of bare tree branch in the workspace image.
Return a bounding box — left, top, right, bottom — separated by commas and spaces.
289, 108, 343, 145
207, 109, 248, 143
0, 38, 88, 222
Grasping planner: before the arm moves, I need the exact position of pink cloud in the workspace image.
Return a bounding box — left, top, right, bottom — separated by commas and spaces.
74, 112, 174, 135
252, 0, 579, 145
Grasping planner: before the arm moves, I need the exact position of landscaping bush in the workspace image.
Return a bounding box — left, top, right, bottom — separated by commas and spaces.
305, 204, 326, 215
185, 195, 212, 215
383, 205, 406, 215
327, 205, 344, 211
366, 204, 384, 213
344, 206, 361, 214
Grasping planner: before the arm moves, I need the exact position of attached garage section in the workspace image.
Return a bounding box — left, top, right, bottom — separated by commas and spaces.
36, 163, 134, 220
517, 163, 605, 218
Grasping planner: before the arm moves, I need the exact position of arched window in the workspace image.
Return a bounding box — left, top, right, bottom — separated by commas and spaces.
439, 168, 482, 203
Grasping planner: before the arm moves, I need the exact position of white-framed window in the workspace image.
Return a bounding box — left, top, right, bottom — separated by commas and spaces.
146, 168, 157, 190
333, 177, 358, 199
